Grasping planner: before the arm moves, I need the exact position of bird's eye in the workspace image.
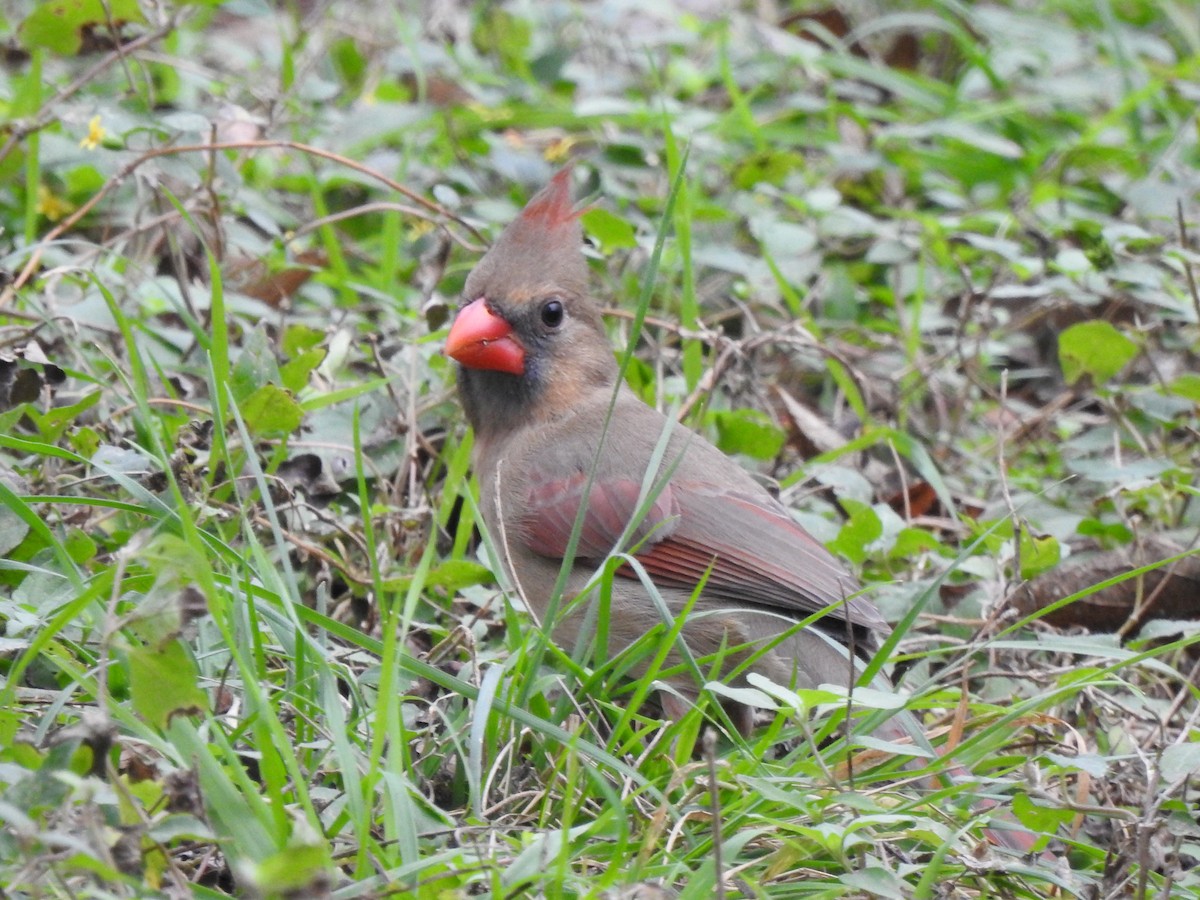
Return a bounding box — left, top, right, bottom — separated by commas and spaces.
540, 298, 565, 328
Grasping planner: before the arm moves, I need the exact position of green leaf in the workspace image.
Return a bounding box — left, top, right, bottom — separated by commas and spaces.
330, 36, 367, 91
968, 517, 1013, 554
19, 0, 145, 54
711, 409, 786, 460
841, 867, 907, 897
230, 325, 282, 402
248, 843, 333, 894
0, 501, 30, 558
581, 208, 637, 252
1167, 373, 1200, 402
280, 348, 326, 393
0, 407, 26, 435
1011, 790, 1075, 833
830, 500, 882, 565
473, 8, 531, 70
1018, 528, 1060, 580
382, 560, 495, 594
425, 560, 496, 592
282, 324, 326, 357
62, 528, 96, 566
69, 425, 101, 458
888, 527, 941, 560
27, 390, 101, 442
1161, 742, 1200, 781
127, 639, 207, 730
240, 384, 304, 436
1076, 518, 1132, 544
732, 150, 803, 189
1058, 320, 1138, 385
621, 355, 656, 404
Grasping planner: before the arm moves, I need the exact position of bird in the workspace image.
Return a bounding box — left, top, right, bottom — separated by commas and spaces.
445, 169, 1051, 857
445, 168, 900, 740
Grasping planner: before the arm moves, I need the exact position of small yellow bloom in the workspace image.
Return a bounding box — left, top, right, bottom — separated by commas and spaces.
544, 137, 577, 163
36, 184, 73, 222
406, 219, 435, 241
468, 102, 508, 123
80, 115, 105, 150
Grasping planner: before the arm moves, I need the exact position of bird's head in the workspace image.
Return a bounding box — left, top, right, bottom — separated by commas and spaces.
446, 169, 618, 435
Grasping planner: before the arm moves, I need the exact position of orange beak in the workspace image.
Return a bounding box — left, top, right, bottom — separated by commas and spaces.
445, 298, 526, 375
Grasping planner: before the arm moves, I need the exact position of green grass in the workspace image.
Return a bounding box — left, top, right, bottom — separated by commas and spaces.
2, 0, 1200, 896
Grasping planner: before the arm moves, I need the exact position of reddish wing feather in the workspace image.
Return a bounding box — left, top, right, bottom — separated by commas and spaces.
522, 473, 679, 560
650, 489, 883, 630
519, 474, 882, 631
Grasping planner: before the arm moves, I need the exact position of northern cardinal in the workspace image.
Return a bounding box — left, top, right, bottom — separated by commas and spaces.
444, 171, 1047, 855
447, 170, 887, 736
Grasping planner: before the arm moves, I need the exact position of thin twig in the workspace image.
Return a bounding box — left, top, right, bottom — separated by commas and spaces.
1177, 200, 1200, 324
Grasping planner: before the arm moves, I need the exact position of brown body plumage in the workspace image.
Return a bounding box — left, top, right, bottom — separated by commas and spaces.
447, 169, 889, 735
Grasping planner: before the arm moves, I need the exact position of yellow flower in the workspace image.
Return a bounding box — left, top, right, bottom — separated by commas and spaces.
406, 219, 435, 241
544, 137, 577, 163
36, 184, 73, 222
80, 115, 105, 150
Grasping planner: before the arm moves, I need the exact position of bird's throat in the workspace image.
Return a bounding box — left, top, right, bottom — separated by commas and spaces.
457, 365, 544, 441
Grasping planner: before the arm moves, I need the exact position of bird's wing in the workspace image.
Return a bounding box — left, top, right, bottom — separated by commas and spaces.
518, 470, 884, 632
521, 471, 681, 561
